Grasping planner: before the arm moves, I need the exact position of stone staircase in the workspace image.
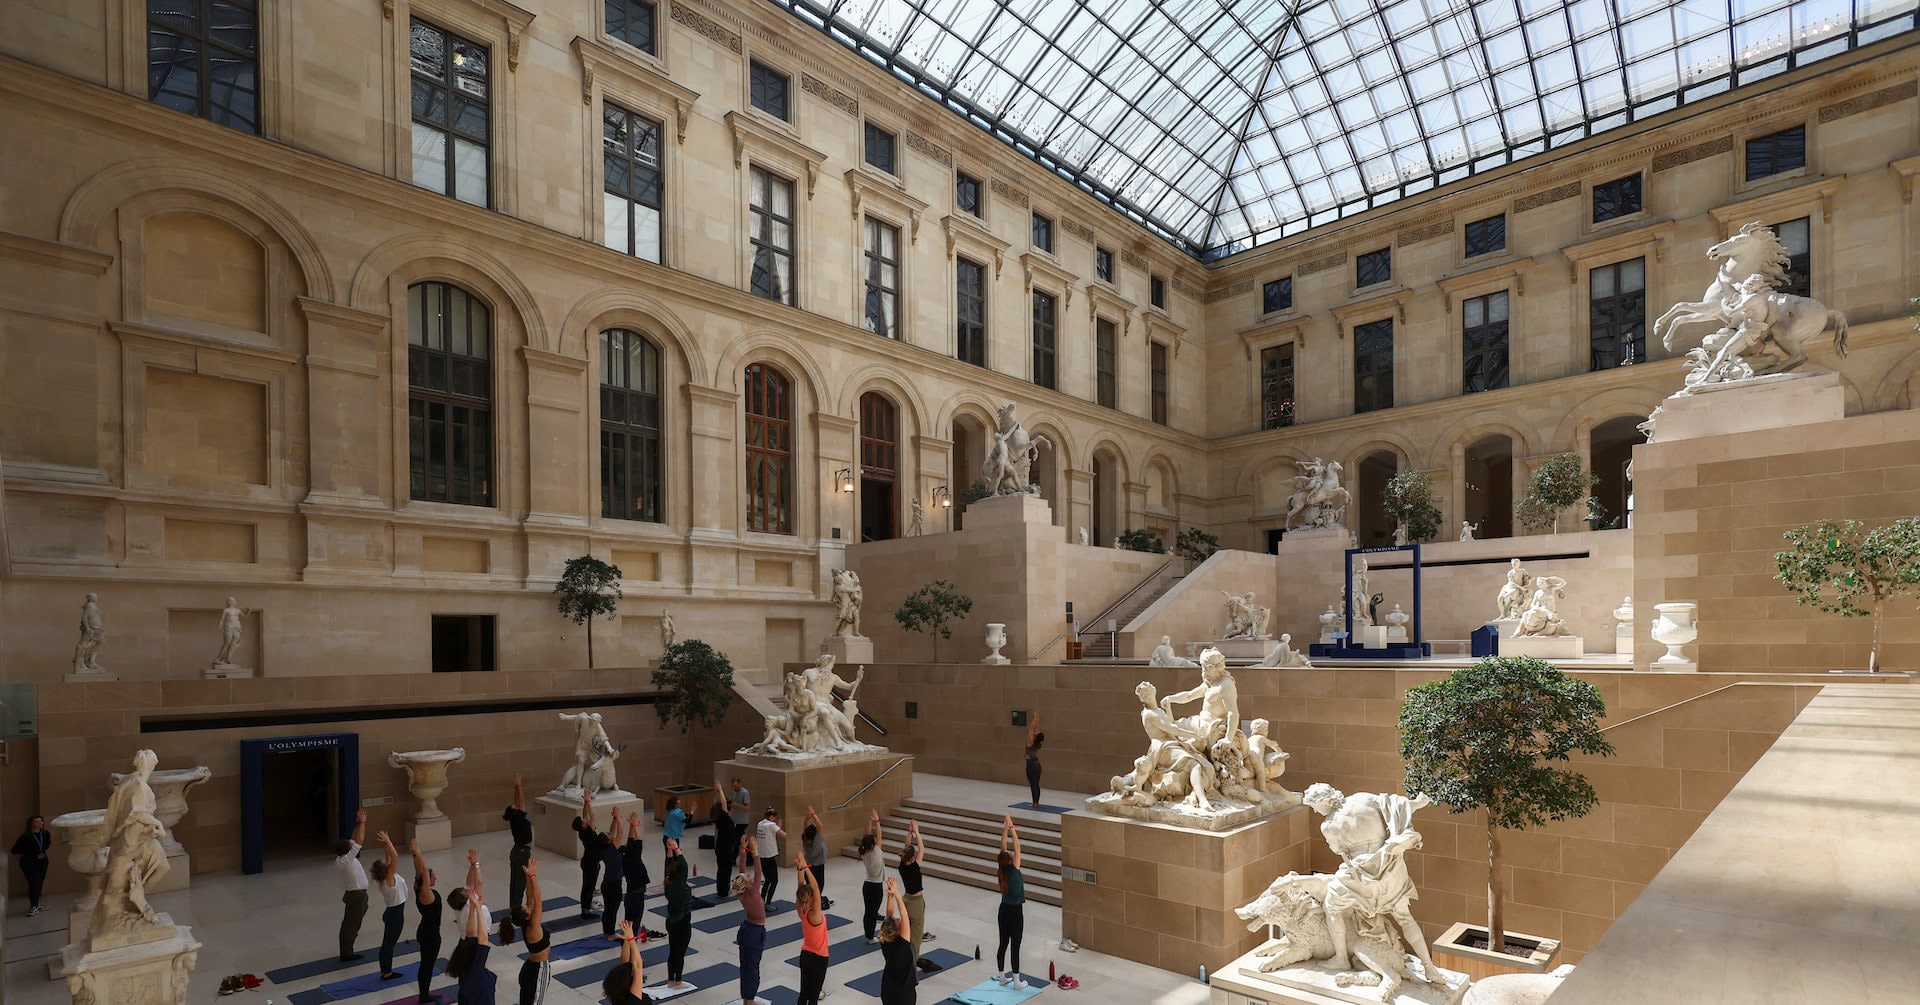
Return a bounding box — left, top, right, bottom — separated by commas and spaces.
732, 665, 785, 718
1070, 565, 1183, 660
839, 798, 1064, 907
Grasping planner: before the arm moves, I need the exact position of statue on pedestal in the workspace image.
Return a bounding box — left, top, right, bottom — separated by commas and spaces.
1459, 520, 1478, 542
210, 597, 247, 670
1147, 635, 1197, 668
1221, 591, 1272, 641
1254, 634, 1313, 668
1099, 650, 1295, 822
1513, 576, 1572, 638
909, 496, 925, 536
73, 593, 107, 675
829, 569, 864, 638
743, 654, 874, 757
980, 403, 1053, 497
91, 750, 169, 941
1284, 458, 1350, 531
1495, 559, 1532, 622
1658, 222, 1848, 394
555, 712, 623, 794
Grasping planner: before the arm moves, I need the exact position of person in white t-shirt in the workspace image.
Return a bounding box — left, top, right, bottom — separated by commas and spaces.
755, 808, 785, 904
334, 808, 370, 961
373, 830, 408, 980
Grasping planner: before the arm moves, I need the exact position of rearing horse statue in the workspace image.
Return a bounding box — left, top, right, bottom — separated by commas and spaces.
1654, 222, 1790, 353
981, 403, 1053, 496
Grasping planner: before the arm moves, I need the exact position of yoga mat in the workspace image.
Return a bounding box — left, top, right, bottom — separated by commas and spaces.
783, 929, 886, 969
760, 914, 853, 951
318, 961, 442, 1000
945, 974, 1048, 1004
288, 991, 331, 1005
534, 931, 623, 962
492, 896, 576, 923
366, 988, 456, 1005
640, 981, 700, 1000
268, 943, 419, 985
918, 948, 972, 975
679, 962, 741, 989
554, 945, 697, 988
692, 902, 796, 934
1008, 803, 1077, 815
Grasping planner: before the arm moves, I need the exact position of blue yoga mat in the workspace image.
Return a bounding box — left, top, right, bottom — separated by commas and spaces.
746, 987, 798, 1005
760, 914, 853, 951
783, 928, 886, 969
318, 962, 442, 1001
267, 943, 419, 985
1008, 802, 1077, 814
287, 991, 331, 1005
945, 974, 1048, 1004
555, 944, 697, 988
537, 930, 624, 962
690, 901, 796, 934
674, 961, 741, 991
492, 896, 576, 923
844, 948, 972, 997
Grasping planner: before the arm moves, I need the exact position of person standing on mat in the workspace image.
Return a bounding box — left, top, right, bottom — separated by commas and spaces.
860, 811, 885, 944
373, 830, 408, 980
663, 837, 694, 990
502, 773, 533, 942
898, 820, 929, 971
600, 920, 650, 1005
571, 791, 606, 920
802, 806, 832, 910
514, 856, 551, 1005
620, 810, 649, 942
729, 777, 751, 833
335, 808, 371, 961
407, 837, 443, 1004
733, 835, 768, 1005
794, 848, 830, 1005
452, 849, 496, 1005
710, 780, 737, 899
11, 815, 50, 917
661, 795, 688, 851
755, 808, 784, 904
994, 815, 1027, 990
877, 876, 916, 1005
1024, 713, 1045, 810
599, 810, 627, 941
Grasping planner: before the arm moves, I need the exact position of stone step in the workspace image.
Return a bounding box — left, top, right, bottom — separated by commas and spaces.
843, 830, 1063, 874
836, 846, 1062, 907
899, 798, 1065, 836
877, 814, 1063, 860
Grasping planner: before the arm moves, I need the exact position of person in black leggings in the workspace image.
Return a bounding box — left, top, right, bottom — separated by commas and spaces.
514, 857, 551, 1005
372, 831, 407, 981
10, 816, 49, 917
755, 808, 784, 904
619, 811, 649, 941
571, 791, 607, 920
599, 811, 627, 940
663, 839, 694, 989
406, 838, 442, 1004
994, 815, 1027, 990
1024, 714, 1045, 809
502, 773, 533, 943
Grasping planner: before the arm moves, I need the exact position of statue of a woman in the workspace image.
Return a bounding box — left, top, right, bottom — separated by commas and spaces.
90, 749, 170, 938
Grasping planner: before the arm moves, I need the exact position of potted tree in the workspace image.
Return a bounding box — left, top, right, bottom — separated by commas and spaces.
1116, 528, 1167, 553
1382, 469, 1443, 543
1774, 517, 1920, 672
894, 579, 974, 661
1399, 655, 1614, 975
649, 639, 735, 816
1514, 453, 1596, 535
1174, 526, 1220, 569
554, 555, 622, 668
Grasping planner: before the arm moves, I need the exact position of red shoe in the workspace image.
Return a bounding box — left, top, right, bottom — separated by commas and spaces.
1058, 975, 1080, 990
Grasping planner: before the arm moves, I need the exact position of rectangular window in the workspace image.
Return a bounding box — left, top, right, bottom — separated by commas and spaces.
1096, 247, 1114, 283
409, 19, 490, 206
1150, 275, 1167, 309
956, 257, 986, 367
1031, 213, 1053, 253
1355, 247, 1391, 287
1260, 343, 1296, 430
748, 167, 795, 305
1746, 125, 1807, 181
1150, 341, 1169, 425
749, 60, 789, 120
1464, 214, 1506, 257
407, 282, 493, 507
604, 0, 656, 54
1262, 276, 1293, 314
599, 328, 662, 522
863, 122, 897, 175
1353, 318, 1394, 414
956, 172, 982, 217
1031, 290, 1057, 390
431, 615, 496, 672
1592, 174, 1642, 223
1589, 258, 1647, 370
1462, 291, 1510, 393
863, 217, 900, 339
147, 0, 259, 133
1095, 318, 1117, 409
601, 102, 663, 263
1773, 217, 1811, 298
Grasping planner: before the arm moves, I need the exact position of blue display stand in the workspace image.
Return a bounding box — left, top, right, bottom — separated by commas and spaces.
1471, 623, 1501, 657
1308, 544, 1431, 660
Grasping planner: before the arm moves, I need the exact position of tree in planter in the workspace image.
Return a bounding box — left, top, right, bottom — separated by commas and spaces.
1399, 655, 1613, 956
1382, 469, 1443, 543
651, 639, 736, 733
1515, 453, 1596, 534
894, 579, 975, 661
1775, 517, 1920, 672
1116, 528, 1167, 553
554, 556, 623, 668
1174, 527, 1220, 564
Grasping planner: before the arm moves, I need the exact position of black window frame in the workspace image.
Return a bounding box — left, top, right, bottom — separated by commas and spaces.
603, 0, 657, 54
601, 101, 664, 263
955, 172, 983, 217
1353, 317, 1394, 414
863, 122, 897, 175
1261, 276, 1293, 314
1095, 317, 1118, 409
408, 18, 491, 207
748, 166, 796, 306
1589, 257, 1647, 371
1031, 290, 1058, 390
1592, 174, 1643, 224
1462, 290, 1511, 394
1772, 217, 1811, 299
1150, 274, 1167, 309
599, 327, 663, 523
1745, 125, 1807, 181
1031, 212, 1053, 253
1260, 343, 1296, 430
1355, 247, 1391, 288
147, 0, 260, 133
1095, 247, 1114, 284
744, 362, 793, 535
863, 216, 901, 339
1464, 214, 1507, 258
955, 257, 987, 367
749, 60, 790, 120
1149, 341, 1169, 426
407, 281, 494, 508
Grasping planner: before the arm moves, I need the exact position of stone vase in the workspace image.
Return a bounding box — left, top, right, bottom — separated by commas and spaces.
108, 767, 212, 859
390, 748, 466, 851
49, 809, 109, 978
1651, 602, 1698, 666
982, 624, 1010, 665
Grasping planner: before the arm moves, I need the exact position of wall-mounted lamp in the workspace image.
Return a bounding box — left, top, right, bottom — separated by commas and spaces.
933, 485, 951, 508
835, 468, 855, 493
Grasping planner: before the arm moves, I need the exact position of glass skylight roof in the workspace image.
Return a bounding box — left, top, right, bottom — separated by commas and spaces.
770, 0, 1918, 260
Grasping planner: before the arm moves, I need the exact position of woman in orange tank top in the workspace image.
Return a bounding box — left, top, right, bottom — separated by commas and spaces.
795, 849, 831, 1004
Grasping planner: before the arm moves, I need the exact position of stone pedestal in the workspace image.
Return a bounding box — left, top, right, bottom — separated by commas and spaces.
407, 817, 453, 852
1207, 943, 1468, 1005
63, 671, 119, 684
531, 789, 644, 860
1499, 634, 1585, 659
714, 748, 910, 862
1212, 638, 1275, 660
1361, 626, 1389, 650
963, 492, 1053, 528
819, 635, 874, 666
1060, 805, 1313, 980
1653, 370, 1843, 442
202, 664, 254, 680
59, 921, 200, 1004
1084, 789, 1301, 832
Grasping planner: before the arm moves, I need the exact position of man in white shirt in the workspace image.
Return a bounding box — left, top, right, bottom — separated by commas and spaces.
334, 808, 370, 961
754, 808, 785, 904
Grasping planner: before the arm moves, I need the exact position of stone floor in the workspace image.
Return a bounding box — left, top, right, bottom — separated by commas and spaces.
5, 774, 1208, 1005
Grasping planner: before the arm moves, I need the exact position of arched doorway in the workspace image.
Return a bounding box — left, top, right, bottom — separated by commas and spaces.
1462, 434, 1514, 539
1032, 433, 1061, 526
1092, 450, 1121, 546
1355, 450, 1398, 548
1589, 416, 1645, 529
950, 413, 987, 530
858, 392, 898, 541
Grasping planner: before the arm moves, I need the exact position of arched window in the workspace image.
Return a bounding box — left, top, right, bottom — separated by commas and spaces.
859, 392, 898, 541
407, 281, 492, 507
600, 329, 662, 522
744, 363, 793, 534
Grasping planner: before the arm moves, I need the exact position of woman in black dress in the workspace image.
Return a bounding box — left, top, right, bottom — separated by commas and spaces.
406, 838, 442, 1004
876, 876, 916, 1005
10, 815, 50, 917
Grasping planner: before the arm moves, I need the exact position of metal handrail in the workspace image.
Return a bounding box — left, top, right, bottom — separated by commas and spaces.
1599, 682, 1749, 733
1031, 560, 1176, 660
830, 755, 915, 810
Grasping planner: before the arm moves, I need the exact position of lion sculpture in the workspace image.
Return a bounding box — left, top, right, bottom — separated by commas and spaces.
1234, 872, 1413, 1002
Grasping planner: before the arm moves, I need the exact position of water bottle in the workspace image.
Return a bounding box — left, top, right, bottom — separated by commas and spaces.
1199, 964, 1209, 984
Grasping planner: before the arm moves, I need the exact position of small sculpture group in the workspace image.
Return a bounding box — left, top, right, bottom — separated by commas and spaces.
555, 712, 624, 794
829, 569, 864, 638
1221, 591, 1273, 641
980, 403, 1053, 497
745, 654, 874, 757
1284, 458, 1350, 531
1100, 649, 1292, 816
1496, 559, 1572, 639
1235, 785, 1459, 1001
1659, 222, 1848, 394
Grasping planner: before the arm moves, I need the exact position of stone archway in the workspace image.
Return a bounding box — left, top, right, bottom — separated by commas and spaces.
1354, 450, 1399, 548
1462, 434, 1515, 539
1590, 416, 1646, 529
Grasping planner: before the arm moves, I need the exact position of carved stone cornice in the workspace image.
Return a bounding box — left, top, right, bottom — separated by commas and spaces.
726, 110, 825, 198
1709, 175, 1846, 228
1561, 219, 1675, 282
942, 213, 1009, 277
1085, 284, 1133, 336
571, 36, 698, 143
847, 168, 928, 244
1236, 313, 1312, 359
1329, 285, 1412, 330
1435, 256, 1535, 310
1021, 252, 1077, 308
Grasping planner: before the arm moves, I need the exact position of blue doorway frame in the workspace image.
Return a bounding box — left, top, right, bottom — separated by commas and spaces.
241, 732, 359, 875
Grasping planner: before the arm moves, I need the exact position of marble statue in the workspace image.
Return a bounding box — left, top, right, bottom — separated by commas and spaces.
1148, 635, 1199, 668
555, 712, 624, 794
1284, 458, 1350, 531
1317, 603, 1342, 644
1495, 559, 1532, 621
1460, 520, 1478, 542
1221, 591, 1273, 641
1243, 719, 1291, 794
909, 496, 924, 536
1513, 576, 1572, 638
1254, 634, 1313, 668
659, 607, 675, 649
1077, 526, 1090, 546
829, 569, 864, 637
1092, 649, 1297, 827
1392, 524, 1409, 546
743, 654, 878, 758
91, 750, 169, 940
1659, 222, 1849, 391
73, 592, 107, 675
1351, 558, 1374, 628
210, 596, 247, 670
980, 402, 1053, 496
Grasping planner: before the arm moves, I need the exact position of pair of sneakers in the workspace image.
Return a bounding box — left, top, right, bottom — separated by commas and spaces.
1059, 938, 1080, 952
1057, 975, 1081, 990
993, 973, 1029, 990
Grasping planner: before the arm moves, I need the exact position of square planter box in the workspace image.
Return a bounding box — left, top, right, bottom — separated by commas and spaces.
654, 783, 716, 824
1433, 921, 1562, 982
